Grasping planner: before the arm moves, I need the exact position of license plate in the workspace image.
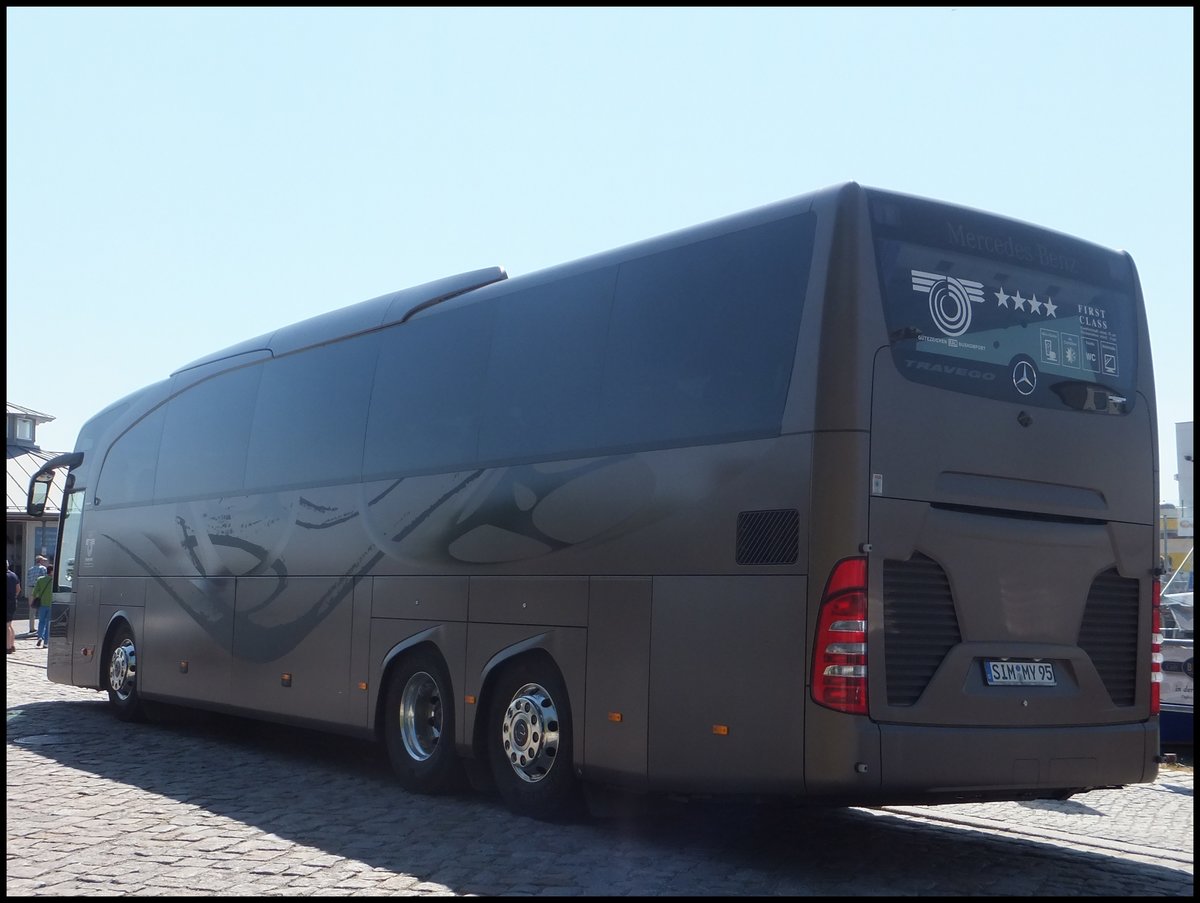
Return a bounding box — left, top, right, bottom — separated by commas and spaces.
984, 660, 1057, 686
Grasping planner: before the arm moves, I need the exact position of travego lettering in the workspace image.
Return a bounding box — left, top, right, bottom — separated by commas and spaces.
905, 359, 996, 381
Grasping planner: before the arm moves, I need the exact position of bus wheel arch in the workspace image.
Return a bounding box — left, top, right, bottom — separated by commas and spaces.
379, 642, 464, 794
481, 650, 582, 821
102, 619, 147, 723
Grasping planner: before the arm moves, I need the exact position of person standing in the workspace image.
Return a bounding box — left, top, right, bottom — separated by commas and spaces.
26, 555, 47, 636
33, 563, 53, 649
6, 561, 19, 654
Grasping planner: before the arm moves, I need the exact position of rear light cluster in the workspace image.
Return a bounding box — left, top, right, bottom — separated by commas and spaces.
811, 557, 868, 715
1150, 575, 1162, 716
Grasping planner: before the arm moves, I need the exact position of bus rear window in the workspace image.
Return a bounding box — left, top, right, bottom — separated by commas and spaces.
869, 194, 1139, 413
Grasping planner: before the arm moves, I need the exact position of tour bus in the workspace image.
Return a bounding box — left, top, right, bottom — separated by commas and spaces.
29, 182, 1163, 820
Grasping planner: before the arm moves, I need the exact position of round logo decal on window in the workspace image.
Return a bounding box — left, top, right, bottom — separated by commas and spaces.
1012, 359, 1037, 396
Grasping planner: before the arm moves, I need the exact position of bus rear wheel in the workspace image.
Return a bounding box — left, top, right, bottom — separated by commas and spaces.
487, 659, 581, 821
106, 623, 147, 723
382, 647, 462, 794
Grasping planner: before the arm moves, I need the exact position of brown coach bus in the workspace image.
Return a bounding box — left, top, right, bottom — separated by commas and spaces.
29, 182, 1164, 820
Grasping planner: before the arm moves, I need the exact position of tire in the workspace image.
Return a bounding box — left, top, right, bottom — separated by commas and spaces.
487, 657, 582, 821
382, 647, 463, 794
105, 622, 147, 723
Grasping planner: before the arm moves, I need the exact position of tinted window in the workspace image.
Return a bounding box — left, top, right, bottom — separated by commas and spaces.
604, 213, 815, 447
875, 238, 1139, 412
155, 365, 262, 499
368, 212, 815, 475
364, 303, 494, 477
479, 269, 617, 462
245, 335, 379, 491
95, 406, 165, 506
869, 191, 1139, 413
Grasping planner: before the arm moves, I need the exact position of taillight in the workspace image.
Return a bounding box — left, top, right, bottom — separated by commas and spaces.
812, 557, 868, 715
1150, 575, 1162, 716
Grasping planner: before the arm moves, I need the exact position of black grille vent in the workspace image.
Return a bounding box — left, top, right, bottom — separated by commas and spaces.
882, 554, 961, 706
735, 509, 799, 565
1078, 570, 1139, 707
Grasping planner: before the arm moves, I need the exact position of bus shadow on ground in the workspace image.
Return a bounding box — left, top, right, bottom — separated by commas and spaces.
8, 697, 1192, 896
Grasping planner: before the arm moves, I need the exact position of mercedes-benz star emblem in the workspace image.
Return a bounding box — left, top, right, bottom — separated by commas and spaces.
1012, 360, 1037, 396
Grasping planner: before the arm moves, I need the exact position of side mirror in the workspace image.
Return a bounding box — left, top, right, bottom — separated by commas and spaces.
26, 470, 53, 517
24, 452, 82, 517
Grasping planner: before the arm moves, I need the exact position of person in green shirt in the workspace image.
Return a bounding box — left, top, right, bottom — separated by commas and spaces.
32, 564, 53, 648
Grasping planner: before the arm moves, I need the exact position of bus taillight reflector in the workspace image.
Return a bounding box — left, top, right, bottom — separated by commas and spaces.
1150, 576, 1162, 716
812, 557, 868, 716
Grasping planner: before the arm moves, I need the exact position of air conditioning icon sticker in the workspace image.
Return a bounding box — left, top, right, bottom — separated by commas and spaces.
911, 270, 986, 337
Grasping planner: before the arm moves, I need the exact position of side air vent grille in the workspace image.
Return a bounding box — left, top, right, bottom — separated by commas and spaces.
1078, 570, 1140, 707
735, 509, 799, 565
882, 554, 962, 706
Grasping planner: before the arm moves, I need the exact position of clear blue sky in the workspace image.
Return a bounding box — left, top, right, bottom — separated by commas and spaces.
6, 7, 1194, 505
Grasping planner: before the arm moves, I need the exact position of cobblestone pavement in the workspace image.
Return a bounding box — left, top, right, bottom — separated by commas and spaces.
6, 635, 1193, 896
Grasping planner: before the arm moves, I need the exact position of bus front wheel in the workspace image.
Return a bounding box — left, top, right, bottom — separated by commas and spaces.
487, 658, 581, 821
382, 647, 463, 794
105, 623, 146, 723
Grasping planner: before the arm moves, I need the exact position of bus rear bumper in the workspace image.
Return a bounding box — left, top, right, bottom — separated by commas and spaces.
873, 720, 1159, 800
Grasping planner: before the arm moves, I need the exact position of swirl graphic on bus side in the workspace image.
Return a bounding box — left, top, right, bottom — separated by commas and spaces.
911, 270, 986, 338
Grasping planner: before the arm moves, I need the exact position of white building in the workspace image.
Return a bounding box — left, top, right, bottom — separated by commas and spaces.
6, 403, 68, 618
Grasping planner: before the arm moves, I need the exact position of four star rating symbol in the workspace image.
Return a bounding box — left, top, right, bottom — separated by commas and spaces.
995, 286, 1057, 318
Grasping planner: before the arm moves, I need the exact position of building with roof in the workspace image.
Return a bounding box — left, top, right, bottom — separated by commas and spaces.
7, 403, 68, 618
